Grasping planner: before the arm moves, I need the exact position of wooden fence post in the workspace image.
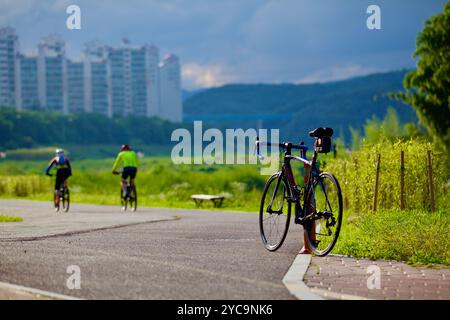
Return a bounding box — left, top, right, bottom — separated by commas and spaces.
400, 151, 405, 210
353, 157, 359, 212
427, 150, 435, 212
372, 153, 381, 212
343, 161, 349, 209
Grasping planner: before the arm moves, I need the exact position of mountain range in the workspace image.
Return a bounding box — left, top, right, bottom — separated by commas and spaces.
183, 70, 417, 142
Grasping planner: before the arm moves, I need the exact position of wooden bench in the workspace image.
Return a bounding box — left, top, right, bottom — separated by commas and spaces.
191, 194, 225, 208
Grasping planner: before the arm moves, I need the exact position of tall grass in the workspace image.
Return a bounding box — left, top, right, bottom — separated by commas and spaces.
323, 138, 449, 213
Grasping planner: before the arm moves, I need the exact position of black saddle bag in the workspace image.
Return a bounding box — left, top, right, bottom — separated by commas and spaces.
314, 136, 332, 153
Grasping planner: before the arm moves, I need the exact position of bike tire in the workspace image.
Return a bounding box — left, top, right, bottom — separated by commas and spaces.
129, 185, 137, 212
121, 188, 127, 211
54, 192, 60, 212
259, 172, 292, 251
304, 172, 343, 256
62, 188, 70, 212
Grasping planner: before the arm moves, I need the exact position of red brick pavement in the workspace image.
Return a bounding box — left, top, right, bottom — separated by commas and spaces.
304, 255, 450, 300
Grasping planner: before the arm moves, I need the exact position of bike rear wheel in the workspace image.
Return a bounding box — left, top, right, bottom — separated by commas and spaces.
129, 185, 137, 212
54, 192, 60, 212
304, 172, 343, 256
62, 187, 70, 212
259, 172, 291, 251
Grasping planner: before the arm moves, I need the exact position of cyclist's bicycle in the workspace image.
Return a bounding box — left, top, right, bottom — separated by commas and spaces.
114, 171, 137, 212
256, 127, 342, 256
54, 183, 70, 213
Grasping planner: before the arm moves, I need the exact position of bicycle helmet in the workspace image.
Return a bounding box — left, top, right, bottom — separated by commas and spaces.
121, 144, 131, 151
55, 148, 65, 155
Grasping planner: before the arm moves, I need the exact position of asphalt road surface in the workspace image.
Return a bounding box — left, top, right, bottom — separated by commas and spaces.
0, 200, 303, 299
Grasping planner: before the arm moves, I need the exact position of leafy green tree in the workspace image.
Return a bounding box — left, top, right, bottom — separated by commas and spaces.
352, 107, 425, 148
398, 3, 450, 152
382, 107, 402, 138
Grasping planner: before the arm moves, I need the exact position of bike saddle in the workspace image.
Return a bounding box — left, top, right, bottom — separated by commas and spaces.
308, 127, 334, 138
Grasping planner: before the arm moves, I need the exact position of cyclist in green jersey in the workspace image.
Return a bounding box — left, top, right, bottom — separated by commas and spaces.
112, 145, 139, 197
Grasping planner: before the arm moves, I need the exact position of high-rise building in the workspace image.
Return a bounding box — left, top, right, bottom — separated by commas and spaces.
131, 44, 160, 117
0, 27, 19, 108
67, 60, 84, 113
159, 54, 182, 122
108, 40, 163, 118
108, 42, 128, 117
16, 54, 39, 110
131, 46, 148, 116
144, 45, 160, 118
83, 41, 111, 116
0, 28, 183, 122
37, 34, 67, 114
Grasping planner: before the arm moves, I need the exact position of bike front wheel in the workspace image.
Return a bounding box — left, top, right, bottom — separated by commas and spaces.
121, 188, 127, 211
304, 172, 343, 256
259, 172, 291, 251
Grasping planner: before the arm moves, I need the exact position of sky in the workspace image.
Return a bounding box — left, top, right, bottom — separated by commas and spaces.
0, 0, 446, 89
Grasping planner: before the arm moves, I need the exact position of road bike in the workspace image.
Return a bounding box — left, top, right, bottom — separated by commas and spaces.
256, 127, 343, 256
114, 171, 137, 212
53, 182, 70, 213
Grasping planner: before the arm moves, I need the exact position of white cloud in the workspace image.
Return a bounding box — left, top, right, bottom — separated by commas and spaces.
182, 63, 236, 89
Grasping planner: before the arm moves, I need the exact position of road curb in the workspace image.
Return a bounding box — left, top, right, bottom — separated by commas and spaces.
282, 254, 324, 300
283, 254, 371, 300
0, 281, 81, 300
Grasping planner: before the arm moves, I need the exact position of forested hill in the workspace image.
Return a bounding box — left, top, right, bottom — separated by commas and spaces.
0, 108, 180, 150
183, 70, 417, 141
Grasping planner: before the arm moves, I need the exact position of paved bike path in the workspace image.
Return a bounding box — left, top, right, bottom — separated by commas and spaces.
0, 199, 178, 240
0, 199, 303, 299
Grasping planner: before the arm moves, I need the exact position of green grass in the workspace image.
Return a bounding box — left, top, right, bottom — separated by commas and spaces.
0, 214, 23, 222
334, 209, 449, 266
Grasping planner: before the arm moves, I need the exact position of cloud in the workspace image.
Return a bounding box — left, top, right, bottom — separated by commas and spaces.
182, 63, 236, 89
1, 0, 446, 88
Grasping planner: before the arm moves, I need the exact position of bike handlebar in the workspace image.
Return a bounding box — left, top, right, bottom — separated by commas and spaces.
255, 137, 308, 160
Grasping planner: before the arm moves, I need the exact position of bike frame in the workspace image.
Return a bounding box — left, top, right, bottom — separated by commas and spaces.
257, 140, 320, 224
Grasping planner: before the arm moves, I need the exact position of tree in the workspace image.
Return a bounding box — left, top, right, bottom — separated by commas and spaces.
398, 3, 450, 152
